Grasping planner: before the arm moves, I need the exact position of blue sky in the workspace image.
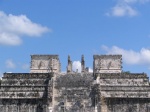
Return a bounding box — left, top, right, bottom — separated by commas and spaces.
0, 0, 150, 77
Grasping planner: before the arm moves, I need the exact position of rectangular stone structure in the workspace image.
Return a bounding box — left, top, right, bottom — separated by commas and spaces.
93, 55, 122, 73
30, 55, 61, 73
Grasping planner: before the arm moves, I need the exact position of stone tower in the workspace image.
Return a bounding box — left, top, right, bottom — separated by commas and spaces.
93, 55, 122, 73
81, 55, 85, 73
30, 55, 61, 73
67, 55, 72, 73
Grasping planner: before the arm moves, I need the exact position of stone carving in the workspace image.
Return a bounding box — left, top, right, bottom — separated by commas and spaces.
30, 55, 60, 73
94, 55, 122, 73
100, 59, 121, 69
38, 61, 45, 69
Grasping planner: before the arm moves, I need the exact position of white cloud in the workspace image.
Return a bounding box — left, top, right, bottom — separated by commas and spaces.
73, 61, 81, 72
0, 11, 49, 46
5, 59, 16, 68
0, 33, 22, 45
123, 0, 150, 4
123, 0, 137, 3
89, 68, 93, 73
102, 45, 150, 66
72, 61, 93, 73
107, 4, 138, 17
106, 0, 149, 17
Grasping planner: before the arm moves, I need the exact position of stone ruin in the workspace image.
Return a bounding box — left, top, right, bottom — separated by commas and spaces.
0, 54, 150, 112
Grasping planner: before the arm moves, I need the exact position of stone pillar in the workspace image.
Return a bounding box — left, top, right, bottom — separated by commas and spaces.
12, 105, 17, 112
32, 105, 36, 112
81, 55, 85, 73
35, 105, 37, 112
45, 105, 48, 112
137, 101, 140, 112
101, 97, 107, 112
28, 105, 31, 112
67, 55, 72, 73
6, 105, 8, 112
101, 104, 107, 112
17, 105, 19, 112
30, 105, 34, 112
42, 105, 48, 112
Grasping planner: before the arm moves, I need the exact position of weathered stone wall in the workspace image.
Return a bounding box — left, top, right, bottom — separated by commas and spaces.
1, 72, 150, 112
96, 73, 150, 98
105, 98, 150, 112
0, 99, 48, 112
53, 73, 95, 112
0, 73, 53, 112
94, 73, 150, 112
0, 73, 53, 99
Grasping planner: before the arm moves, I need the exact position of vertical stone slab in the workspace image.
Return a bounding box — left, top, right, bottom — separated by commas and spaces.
67, 55, 72, 73
30, 105, 35, 112
28, 105, 30, 112
81, 55, 85, 73
101, 104, 108, 112
12, 105, 17, 112
34, 105, 37, 112
100, 96, 108, 112
6, 105, 9, 112
0, 105, 4, 112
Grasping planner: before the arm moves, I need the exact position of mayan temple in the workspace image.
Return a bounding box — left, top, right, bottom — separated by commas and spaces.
0, 54, 150, 112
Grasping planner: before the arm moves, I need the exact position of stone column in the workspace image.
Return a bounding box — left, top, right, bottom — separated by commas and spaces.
101, 97, 107, 112
30, 105, 34, 112
28, 105, 30, 112
45, 105, 47, 112
67, 55, 72, 73
42, 105, 47, 112
32, 105, 36, 112
12, 105, 17, 112
137, 101, 140, 112
6, 105, 8, 112
81, 55, 85, 73
17, 105, 19, 112
34, 105, 37, 112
